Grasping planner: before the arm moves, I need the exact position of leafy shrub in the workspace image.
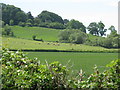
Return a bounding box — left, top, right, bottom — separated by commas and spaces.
1, 48, 120, 89
1, 48, 69, 89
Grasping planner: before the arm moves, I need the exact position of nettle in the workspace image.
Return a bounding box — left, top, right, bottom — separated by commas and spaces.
1, 48, 120, 89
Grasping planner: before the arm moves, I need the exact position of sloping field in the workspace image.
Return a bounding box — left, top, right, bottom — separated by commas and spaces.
2, 37, 118, 52
11, 26, 60, 41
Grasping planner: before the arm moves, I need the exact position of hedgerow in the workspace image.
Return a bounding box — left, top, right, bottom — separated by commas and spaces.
1, 48, 120, 89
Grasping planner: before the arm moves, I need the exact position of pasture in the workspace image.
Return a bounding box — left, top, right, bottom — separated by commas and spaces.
2, 37, 118, 52
26, 52, 118, 76
11, 26, 59, 41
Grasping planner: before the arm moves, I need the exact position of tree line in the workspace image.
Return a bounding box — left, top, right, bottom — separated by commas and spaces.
2, 3, 117, 36
1, 3, 119, 48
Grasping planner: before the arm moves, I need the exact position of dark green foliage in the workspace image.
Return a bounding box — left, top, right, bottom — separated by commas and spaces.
66, 19, 86, 33
2, 3, 27, 25
26, 12, 34, 21
1, 49, 120, 89
98, 21, 107, 36
87, 21, 107, 36
87, 22, 99, 36
47, 22, 65, 29
63, 19, 69, 25
38, 10, 64, 24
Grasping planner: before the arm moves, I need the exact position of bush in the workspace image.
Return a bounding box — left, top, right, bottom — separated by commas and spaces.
1, 48, 120, 89
1, 48, 69, 89
2, 24, 14, 37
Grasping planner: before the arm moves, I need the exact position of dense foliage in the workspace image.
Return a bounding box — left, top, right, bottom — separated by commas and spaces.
87, 21, 107, 36
2, 24, 14, 36
59, 29, 87, 44
66, 19, 86, 33
2, 3, 27, 25
1, 49, 120, 89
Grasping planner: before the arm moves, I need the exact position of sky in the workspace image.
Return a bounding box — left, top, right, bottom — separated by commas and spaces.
1, 0, 119, 33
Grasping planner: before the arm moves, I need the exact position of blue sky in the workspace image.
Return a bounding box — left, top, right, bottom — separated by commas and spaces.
1, 0, 119, 33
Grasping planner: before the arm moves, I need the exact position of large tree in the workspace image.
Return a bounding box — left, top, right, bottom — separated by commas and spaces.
87, 21, 107, 36
2, 3, 27, 25
37, 10, 64, 24
87, 22, 99, 36
98, 21, 107, 36
66, 19, 86, 33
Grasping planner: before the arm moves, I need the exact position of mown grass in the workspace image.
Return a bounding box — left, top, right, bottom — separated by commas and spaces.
11, 26, 60, 41
26, 52, 118, 76
2, 37, 118, 52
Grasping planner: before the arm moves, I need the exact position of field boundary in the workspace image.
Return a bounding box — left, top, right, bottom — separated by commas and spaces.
10, 49, 119, 53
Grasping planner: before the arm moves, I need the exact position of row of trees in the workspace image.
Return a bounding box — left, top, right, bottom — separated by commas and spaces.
2, 3, 86, 32
2, 3, 115, 36
59, 29, 120, 48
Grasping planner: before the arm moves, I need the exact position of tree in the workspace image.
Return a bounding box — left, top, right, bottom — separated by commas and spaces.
37, 10, 64, 24
2, 3, 27, 25
66, 19, 86, 33
98, 21, 107, 36
3, 24, 14, 36
26, 11, 34, 20
87, 22, 99, 36
14, 11, 27, 25
59, 29, 87, 44
63, 19, 69, 25
108, 25, 116, 33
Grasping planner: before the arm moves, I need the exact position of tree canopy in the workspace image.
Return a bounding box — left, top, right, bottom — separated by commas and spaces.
37, 10, 64, 24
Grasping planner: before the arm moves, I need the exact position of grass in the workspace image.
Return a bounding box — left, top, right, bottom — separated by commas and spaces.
2, 37, 118, 52
2, 26, 119, 76
10, 26, 104, 42
26, 52, 118, 76
11, 26, 60, 41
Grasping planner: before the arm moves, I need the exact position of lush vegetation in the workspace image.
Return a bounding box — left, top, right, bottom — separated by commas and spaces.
2, 37, 118, 52
1, 3, 120, 48
9, 26, 59, 41
27, 52, 118, 75
1, 3, 120, 89
1, 49, 120, 89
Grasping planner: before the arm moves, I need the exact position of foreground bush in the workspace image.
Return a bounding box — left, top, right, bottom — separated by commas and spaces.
1, 48, 120, 89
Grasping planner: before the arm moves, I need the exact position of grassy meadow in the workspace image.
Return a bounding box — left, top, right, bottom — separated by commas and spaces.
26, 52, 118, 76
11, 26, 59, 41
2, 26, 119, 76
2, 37, 118, 52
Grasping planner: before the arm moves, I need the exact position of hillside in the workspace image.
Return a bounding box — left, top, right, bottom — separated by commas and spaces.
2, 37, 118, 52
10, 26, 60, 41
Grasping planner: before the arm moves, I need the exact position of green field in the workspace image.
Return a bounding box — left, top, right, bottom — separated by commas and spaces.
2, 37, 118, 52
26, 52, 118, 76
2, 26, 119, 76
11, 26, 60, 41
